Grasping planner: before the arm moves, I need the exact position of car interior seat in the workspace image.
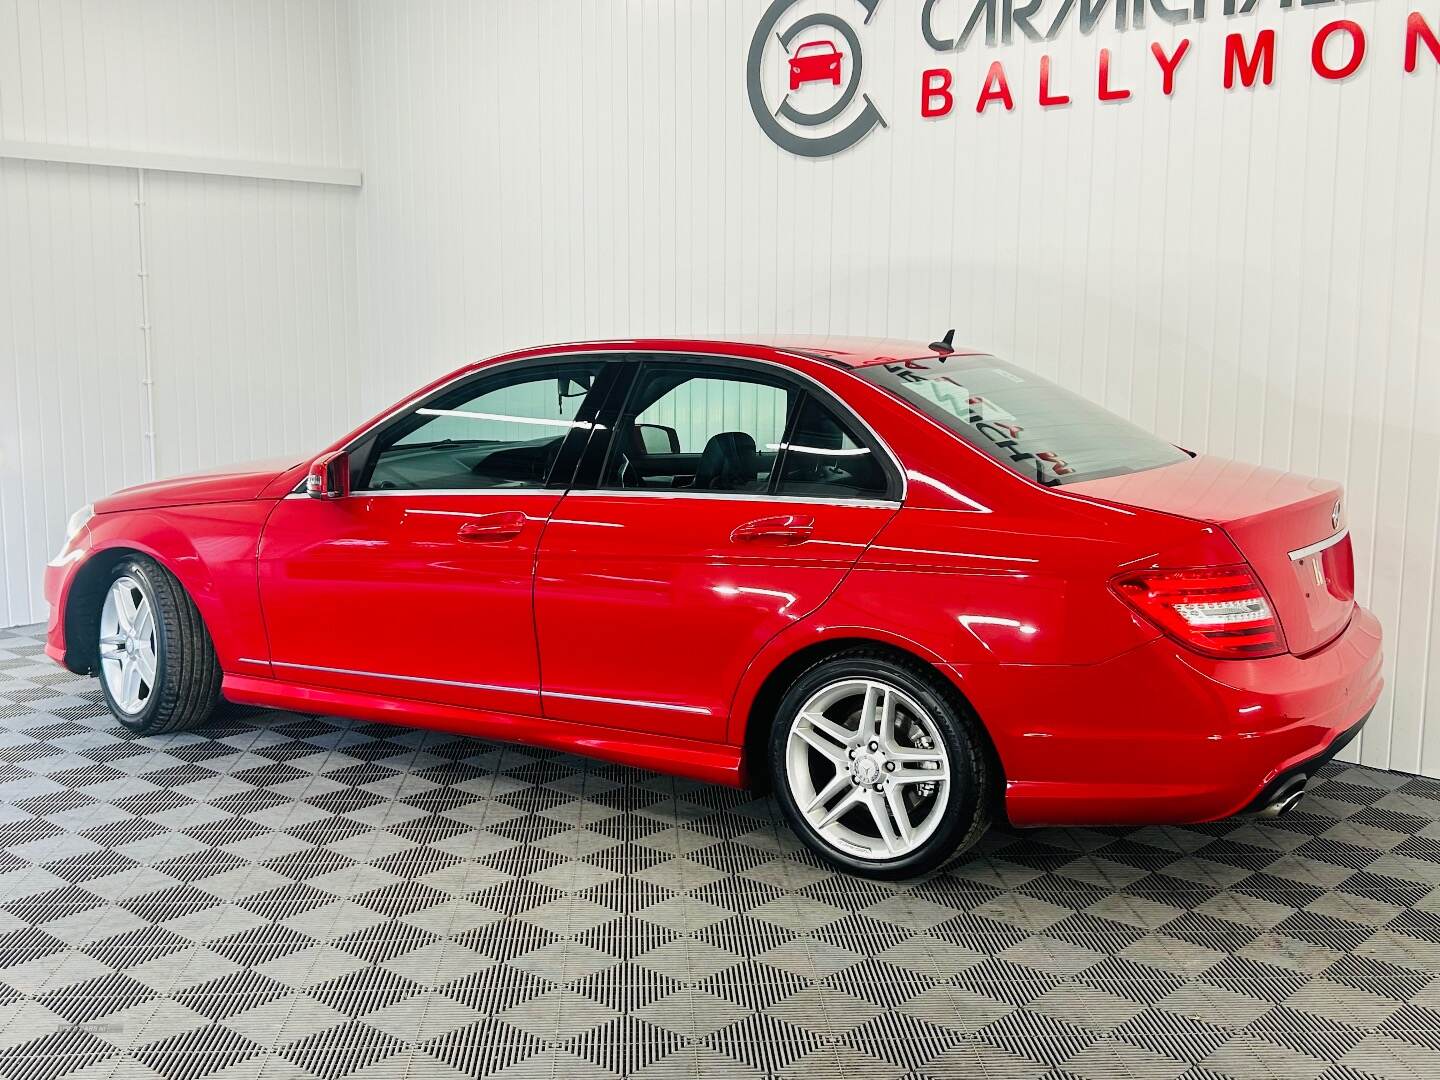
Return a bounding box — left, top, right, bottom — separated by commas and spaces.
785, 411, 845, 484
615, 423, 651, 488
694, 431, 759, 490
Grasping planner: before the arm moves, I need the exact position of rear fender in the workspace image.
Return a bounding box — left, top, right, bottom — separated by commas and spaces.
725, 616, 951, 750
724, 509, 1238, 776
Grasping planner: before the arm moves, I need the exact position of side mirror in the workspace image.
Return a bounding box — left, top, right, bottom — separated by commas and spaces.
306, 450, 351, 499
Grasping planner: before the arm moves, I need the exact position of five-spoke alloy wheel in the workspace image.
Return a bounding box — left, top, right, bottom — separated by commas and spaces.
99, 575, 159, 715
786, 679, 950, 859
770, 649, 990, 878
94, 556, 223, 735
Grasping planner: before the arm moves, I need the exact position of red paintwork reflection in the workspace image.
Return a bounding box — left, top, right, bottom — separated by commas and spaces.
44, 336, 1384, 826
534, 494, 896, 739
258, 493, 559, 716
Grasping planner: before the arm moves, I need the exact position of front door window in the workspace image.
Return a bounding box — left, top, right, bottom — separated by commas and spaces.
359, 362, 605, 491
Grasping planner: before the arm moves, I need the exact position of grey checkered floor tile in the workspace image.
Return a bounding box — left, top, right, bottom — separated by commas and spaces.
2, 624, 1440, 1079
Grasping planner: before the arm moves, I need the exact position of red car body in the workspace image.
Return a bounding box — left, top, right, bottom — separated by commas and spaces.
789, 40, 843, 91
44, 337, 1382, 829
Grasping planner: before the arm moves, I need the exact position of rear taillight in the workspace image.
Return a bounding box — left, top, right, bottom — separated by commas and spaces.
1113, 565, 1288, 659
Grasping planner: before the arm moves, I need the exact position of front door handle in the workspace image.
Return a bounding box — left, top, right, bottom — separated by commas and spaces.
456, 511, 527, 543
731, 514, 815, 544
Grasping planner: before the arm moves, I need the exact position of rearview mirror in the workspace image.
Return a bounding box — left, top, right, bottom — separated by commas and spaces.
558, 374, 592, 402
306, 451, 351, 500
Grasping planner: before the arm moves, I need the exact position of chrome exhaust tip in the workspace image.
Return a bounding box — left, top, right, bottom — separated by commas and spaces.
1258, 777, 1307, 819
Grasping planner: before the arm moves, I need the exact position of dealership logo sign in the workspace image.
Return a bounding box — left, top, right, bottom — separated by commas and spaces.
747, 0, 888, 157
750, 1, 1440, 157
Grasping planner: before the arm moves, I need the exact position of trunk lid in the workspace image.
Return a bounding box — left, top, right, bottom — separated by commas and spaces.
1070, 455, 1355, 655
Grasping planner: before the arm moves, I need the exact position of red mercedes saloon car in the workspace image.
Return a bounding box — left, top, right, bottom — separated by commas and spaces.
44, 336, 1382, 877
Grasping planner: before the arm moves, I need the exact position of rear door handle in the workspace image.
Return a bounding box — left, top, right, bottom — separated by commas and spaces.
456, 511, 527, 543
731, 514, 815, 544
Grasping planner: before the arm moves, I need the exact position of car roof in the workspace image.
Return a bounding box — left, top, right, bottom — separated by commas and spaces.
490, 335, 984, 371
330, 334, 988, 463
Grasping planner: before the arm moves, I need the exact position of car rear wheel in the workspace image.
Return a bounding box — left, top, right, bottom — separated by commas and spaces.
769, 649, 990, 878
96, 556, 222, 735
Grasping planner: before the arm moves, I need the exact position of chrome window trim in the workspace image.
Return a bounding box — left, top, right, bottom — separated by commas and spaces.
297, 348, 907, 501
282, 487, 556, 500
562, 489, 900, 510
1288, 527, 1349, 563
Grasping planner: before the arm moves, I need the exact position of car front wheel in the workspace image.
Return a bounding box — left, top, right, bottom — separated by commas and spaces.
96, 556, 222, 735
769, 649, 990, 878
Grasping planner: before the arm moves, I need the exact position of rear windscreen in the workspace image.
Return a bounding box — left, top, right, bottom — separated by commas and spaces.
857, 355, 1188, 487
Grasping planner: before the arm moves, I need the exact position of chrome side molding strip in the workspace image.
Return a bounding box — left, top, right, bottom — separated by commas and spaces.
544, 689, 713, 716
268, 659, 538, 697
1288, 527, 1349, 563
258, 659, 711, 716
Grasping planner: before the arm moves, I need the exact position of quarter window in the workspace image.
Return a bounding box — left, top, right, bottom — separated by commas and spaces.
360, 361, 604, 491
774, 396, 889, 500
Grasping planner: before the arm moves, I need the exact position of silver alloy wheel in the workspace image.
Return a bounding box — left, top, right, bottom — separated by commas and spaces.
98, 575, 158, 715
785, 678, 951, 861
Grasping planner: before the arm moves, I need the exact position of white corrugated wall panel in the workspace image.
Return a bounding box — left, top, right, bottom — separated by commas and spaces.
0, 0, 355, 168
0, 0, 358, 628
142, 171, 362, 479
0, 159, 148, 627
348, 1, 1440, 776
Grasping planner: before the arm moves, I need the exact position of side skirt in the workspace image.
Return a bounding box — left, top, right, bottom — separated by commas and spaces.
221, 674, 744, 787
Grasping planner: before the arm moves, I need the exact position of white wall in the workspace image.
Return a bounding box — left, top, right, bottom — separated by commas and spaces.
4, 1, 1439, 777
348, 0, 1440, 777
0, 0, 361, 625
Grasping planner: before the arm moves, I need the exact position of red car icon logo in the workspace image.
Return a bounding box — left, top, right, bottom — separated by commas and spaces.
789, 40, 843, 91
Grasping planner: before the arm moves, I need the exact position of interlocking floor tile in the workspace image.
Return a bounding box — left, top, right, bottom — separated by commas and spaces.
2, 622, 1439, 1078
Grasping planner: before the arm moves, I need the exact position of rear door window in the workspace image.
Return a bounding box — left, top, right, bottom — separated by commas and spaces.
773, 395, 889, 500
599, 362, 796, 494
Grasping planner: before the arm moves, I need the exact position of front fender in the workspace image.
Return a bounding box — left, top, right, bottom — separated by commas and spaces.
55, 503, 273, 673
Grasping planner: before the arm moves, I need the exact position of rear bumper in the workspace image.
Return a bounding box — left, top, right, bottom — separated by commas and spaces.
1241, 705, 1370, 814
952, 606, 1384, 828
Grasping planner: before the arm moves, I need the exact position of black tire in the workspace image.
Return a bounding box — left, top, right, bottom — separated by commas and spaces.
96, 556, 222, 735
768, 648, 991, 879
